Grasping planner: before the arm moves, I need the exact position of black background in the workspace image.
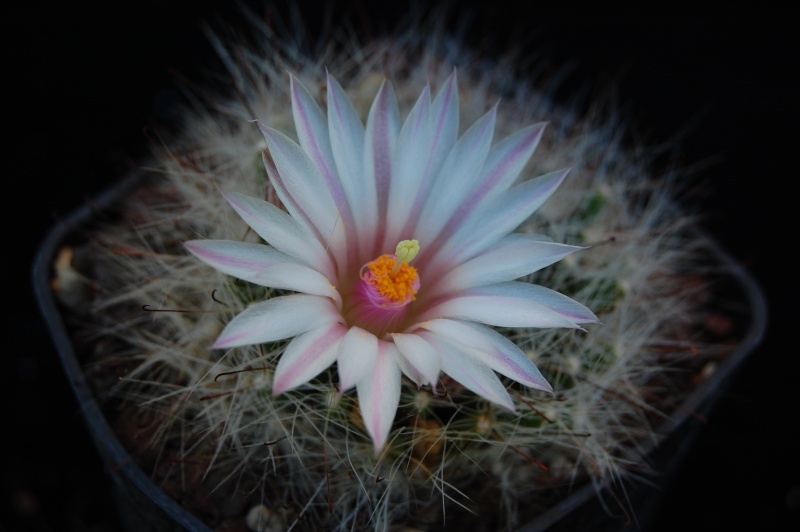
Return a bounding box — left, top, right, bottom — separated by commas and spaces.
6, 1, 798, 530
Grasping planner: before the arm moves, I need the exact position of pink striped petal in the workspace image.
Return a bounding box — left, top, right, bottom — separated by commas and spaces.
362, 80, 399, 256
433, 168, 569, 270
421, 331, 515, 411
291, 75, 356, 270
473, 122, 547, 201
221, 190, 333, 278
259, 124, 348, 267
184, 240, 340, 306
418, 283, 587, 329
391, 332, 441, 388
418, 319, 551, 393
428, 69, 460, 173
356, 340, 401, 453
419, 123, 548, 263
384, 83, 432, 246
336, 326, 378, 392
432, 234, 585, 295
212, 295, 343, 349
326, 72, 369, 254
415, 105, 497, 244
392, 71, 460, 243
261, 150, 325, 253
272, 323, 347, 394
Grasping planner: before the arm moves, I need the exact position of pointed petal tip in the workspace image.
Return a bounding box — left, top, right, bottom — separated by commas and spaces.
371, 429, 389, 453
271, 369, 308, 396
582, 317, 603, 328
496, 396, 516, 413
210, 338, 228, 350
256, 120, 272, 138
537, 380, 554, 395
372, 439, 388, 456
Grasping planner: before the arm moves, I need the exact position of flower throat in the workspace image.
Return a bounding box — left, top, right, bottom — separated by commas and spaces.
345, 240, 420, 337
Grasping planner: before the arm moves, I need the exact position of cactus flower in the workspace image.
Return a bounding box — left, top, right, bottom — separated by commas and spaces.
184, 71, 598, 452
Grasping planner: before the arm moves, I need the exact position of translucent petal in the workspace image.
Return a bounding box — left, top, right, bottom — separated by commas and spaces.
391, 332, 441, 388
385, 84, 432, 245
391, 71, 459, 243
291, 75, 356, 270
438, 168, 570, 268
416, 106, 497, 245
433, 234, 585, 295
272, 323, 347, 394
395, 354, 425, 388
259, 124, 347, 266
220, 191, 333, 278
336, 326, 378, 392
326, 72, 369, 252
473, 122, 547, 201
362, 80, 400, 255
183, 240, 340, 306
212, 295, 343, 349
428, 69, 460, 171
421, 331, 515, 411
419, 319, 551, 392
419, 282, 589, 329
474, 282, 600, 323
355, 340, 401, 453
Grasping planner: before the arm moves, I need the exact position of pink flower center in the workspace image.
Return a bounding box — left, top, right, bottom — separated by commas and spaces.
343, 241, 421, 337
360, 254, 419, 308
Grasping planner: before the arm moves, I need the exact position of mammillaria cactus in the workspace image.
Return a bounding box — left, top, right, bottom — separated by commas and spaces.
44, 4, 765, 530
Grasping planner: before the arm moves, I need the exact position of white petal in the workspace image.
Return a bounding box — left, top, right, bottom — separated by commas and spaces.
391, 333, 441, 388
291, 75, 350, 212
356, 340, 401, 453
326, 72, 368, 251
261, 149, 322, 244
385, 84, 432, 245
421, 124, 549, 260
272, 323, 347, 394
291, 75, 356, 269
362, 79, 400, 255
395, 353, 425, 388
259, 124, 348, 266
416, 105, 497, 245
475, 122, 547, 201
221, 191, 333, 278
388, 71, 460, 246
336, 326, 378, 392
212, 295, 343, 349
418, 283, 586, 329
434, 168, 569, 269
184, 240, 340, 306
434, 234, 585, 295
421, 331, 515, 411
429, 69, 460, 171
479, 282, 599, 324
418, 319, 551, 392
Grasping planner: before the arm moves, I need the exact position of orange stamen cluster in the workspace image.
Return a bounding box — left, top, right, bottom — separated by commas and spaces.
362, 254, 419, 307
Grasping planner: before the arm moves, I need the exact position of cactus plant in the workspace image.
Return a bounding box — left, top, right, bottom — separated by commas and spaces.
44, 4, 765, 531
